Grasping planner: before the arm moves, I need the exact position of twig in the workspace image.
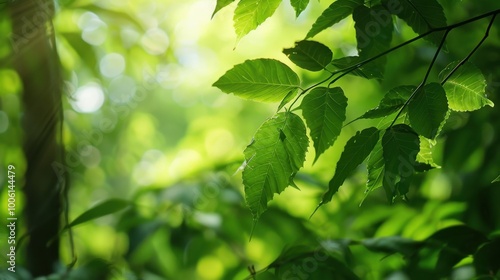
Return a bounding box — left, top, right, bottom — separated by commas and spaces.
389, 29, 450, 128
440, 14, 497, 85
336, 9, 500, 127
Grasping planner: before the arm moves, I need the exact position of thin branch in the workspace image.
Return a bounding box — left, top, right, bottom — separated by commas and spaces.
334, 9, 499, 127
440, 14, 497, 85
287, 70, 340, 110
333, 8, 500, 86
389, 29, 450, 127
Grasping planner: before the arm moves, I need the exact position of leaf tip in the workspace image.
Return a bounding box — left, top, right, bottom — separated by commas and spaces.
309, 203, 321, 219
359, 194, 368, 207
492, 175, 500, 183
249, 220, 258, 241
312, 154, 320, 165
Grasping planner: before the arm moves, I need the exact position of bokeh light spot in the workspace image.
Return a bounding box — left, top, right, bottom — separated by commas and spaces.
109, 75, 136, 103
70, 83, 105, 113
196, 256, 224, 279
78, 12, 107, 46
140, 28, 170, 55
100, 53, 126, 78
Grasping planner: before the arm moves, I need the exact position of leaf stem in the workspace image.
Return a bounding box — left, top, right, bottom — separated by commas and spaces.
287, 70, 339, 110
333, 8, 500, 86
290, 9, 500, 116
440, 14, 497, 85
389, 29, 450, 128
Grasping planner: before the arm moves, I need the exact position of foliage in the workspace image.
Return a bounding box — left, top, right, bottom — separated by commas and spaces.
213, 0, 496, 221
1, 0, 500, 279
211, 0, 500, 278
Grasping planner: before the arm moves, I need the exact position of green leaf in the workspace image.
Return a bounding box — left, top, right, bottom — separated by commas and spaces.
383, 0, 447, 46
395, 176, 412, 198
382, 124, 419, 201
277, 90, 297, 112
66, 199, 131, 229
128, 220, 165, 256
212, 0, 235, 18
352, 5, 393, 78
427, 225, 488, 254
361, 86, 415, 119
301, 87, 347, 162
493, 175, 500, 183
270, 245, 361, 280
427, 225, 489, 275
213, 59, 300, 103
317, 127, 379, 209
290, 0, 310, 17
283, 40, 333, 71
233, 0, 281, 39
243, 112, 308, 221
363, 136, 384, 203
408, 83, 448, 139
306, 0, 364, 39
473, 238, 500, 275
269, 245, 314, 268
331, 56, 384, 79
362, 236, 423, 258
439, 61, 494, 111
415, 136, 440, 171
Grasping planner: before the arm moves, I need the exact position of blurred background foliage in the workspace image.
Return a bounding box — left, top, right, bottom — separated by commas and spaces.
0, 0, 499, 279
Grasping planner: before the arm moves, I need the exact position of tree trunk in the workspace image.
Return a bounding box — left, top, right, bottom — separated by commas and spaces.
9, 0, 63, 276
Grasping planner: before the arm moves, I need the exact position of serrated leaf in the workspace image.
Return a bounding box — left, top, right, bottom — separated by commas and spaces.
212, 0, 235, 18
408, 83, 448, 139
332, 56, 384, 79
363, 136, 384, 203
352, 5, 393, 78
233, 0, 281, 39
415, 136, 440, 171
306, 0, 364, 38
382, 124, 419, 201
383, 0, 447, 46
301, 87, 347, 162
395, 176, 412, 198
283, 40, 333, 71
316, 127, 379, 209
439, 61, 494, 111
361, 86, 415, 119
290, 0, 310, 17
213, 59, 300, 102
243, 112, 308, 221
66, 199, 131, 229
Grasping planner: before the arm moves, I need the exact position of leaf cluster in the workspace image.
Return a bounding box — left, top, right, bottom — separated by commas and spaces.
247, 225, 500, 279
213, 0, 497, 224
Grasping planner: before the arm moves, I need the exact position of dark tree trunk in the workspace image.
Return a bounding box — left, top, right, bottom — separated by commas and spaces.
9, 0, 63, 276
